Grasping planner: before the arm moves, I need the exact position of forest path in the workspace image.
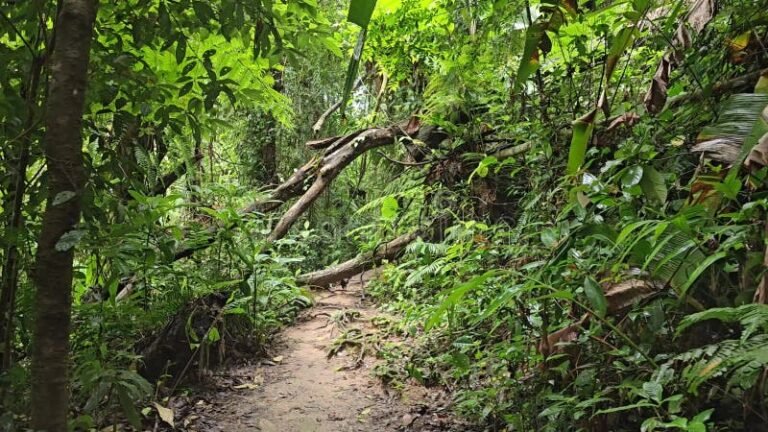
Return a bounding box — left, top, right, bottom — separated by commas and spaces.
191, 272, 459, 432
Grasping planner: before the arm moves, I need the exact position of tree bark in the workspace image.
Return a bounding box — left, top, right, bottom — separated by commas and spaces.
268, 124, 413, 241
30, 0, 97, 430
666, 67, 768, 111
173, 121, 424, 259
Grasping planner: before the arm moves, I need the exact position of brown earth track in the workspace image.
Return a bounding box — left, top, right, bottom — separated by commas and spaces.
184, 273, 467, 432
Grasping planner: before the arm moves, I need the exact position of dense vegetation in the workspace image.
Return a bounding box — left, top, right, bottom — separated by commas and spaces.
1, 0, 767, 430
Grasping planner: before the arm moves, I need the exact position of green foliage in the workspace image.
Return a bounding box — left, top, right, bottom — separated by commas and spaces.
2, 0, 768, 430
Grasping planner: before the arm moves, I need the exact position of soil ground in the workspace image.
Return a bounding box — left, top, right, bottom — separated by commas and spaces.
178, 273, 468, 432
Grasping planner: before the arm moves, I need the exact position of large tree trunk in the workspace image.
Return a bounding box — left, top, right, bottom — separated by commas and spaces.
30, 1, 97, 430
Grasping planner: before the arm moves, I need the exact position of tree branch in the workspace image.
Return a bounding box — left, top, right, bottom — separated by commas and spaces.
150, 152, 204, 196
666, 68, 768, 111
296, 231, 419, 287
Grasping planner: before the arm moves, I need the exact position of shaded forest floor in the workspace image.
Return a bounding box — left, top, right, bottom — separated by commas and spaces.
172, 273, 469, 431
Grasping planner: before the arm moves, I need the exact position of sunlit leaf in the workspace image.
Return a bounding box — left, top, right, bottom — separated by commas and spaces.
381, 195, 399, 221
347, 0, 378, 27
426, 271, 496, 330
567, 109, 596, 175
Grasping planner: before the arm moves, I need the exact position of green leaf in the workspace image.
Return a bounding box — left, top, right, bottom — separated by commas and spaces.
179, 81, 193, 97
340, 29, 367, 116
182, 61, 197, 75
714, 174, 742, 200
583, 276, 607, 318
640, 166, 667, 203
621, 165, 644, 187
192, 1, 215, 23
118, 388, 142, 430
678, 251, 727, 296
347, 0, 378, 27
604, 27, 635, 84
175, 37, 187, 64
381, 195, 399, 221
513, 22, 545, 92
642, 381, 663, 402
692, 408, 714, 424
567, 110, 597, 175
469, 156, 498, 182
756, 71, 768, 94
426, 271, 496, 330
596, 401, 657, 415
208, 326, 220, 342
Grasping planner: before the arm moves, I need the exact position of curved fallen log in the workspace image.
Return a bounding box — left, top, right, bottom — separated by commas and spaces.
113, 121, 427, 300
175, 122, 422, 258
296, 231, 418, 287
269, 124, 416, 241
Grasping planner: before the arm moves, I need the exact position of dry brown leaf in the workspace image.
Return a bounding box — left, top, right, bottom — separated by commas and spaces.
745, 132, 768, 168
234, 383, 260, 390
644, 54, 672, 114
691, 138, 742, 165
606, 112, 640, 131
538, 313, 589, 357
644, 0, 713, 115
153, 402, 175, 428
686, 0, 715, 33
675, 25, 692, 49
604, 279, 662, 314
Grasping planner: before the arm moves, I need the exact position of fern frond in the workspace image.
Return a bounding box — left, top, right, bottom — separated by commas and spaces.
671, 334, 768, 394
678, 304, 768, 340
404, 260, 444, 288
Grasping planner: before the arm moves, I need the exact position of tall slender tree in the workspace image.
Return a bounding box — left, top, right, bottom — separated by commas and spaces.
29, 0, 97, 429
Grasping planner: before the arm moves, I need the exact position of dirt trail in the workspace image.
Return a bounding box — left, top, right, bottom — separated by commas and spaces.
188, 273, 460, 432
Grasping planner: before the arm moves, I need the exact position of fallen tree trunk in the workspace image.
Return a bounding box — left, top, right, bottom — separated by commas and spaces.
269, 124, 416, 241
666, 67, 768, 111
296, 231, 419, 287
113, 121, 427, 300
175, 121, 422, 259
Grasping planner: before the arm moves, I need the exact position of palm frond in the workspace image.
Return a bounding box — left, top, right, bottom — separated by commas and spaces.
692, 93, 768, 164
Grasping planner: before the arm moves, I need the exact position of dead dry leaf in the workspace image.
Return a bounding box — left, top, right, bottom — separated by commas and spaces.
606, 112, 640, 131
686, 0, 715, 33
153, 402, 175, 428
644, 54, 672, 114
604, 279, 662, 313
539, 313, 589, 357
745, 132, 768, 168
